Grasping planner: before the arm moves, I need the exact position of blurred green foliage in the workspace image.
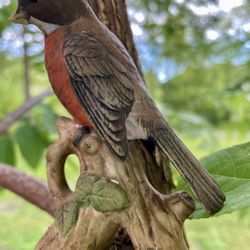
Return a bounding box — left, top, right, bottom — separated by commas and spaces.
0, 1, 15, 35
131, 0, 250, 129
0, 0, 250, 249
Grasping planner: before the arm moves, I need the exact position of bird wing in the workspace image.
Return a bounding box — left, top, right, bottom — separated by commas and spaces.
63, 31, 134, 159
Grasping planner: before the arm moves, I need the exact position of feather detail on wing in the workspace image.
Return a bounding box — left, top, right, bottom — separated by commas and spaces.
63, 31, 134, 159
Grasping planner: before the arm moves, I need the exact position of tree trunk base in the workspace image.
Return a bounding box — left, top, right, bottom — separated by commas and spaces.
36, 117, 194, 250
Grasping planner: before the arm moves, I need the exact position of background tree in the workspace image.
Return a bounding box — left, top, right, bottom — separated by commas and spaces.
1, 0, 250, 249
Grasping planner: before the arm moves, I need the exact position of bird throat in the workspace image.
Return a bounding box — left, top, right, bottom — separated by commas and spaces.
29, 16, 61, 36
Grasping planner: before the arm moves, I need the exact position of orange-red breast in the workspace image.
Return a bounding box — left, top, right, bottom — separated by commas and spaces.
11, 0, 225, 213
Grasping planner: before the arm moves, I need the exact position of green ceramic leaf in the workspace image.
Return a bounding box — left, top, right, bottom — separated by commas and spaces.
54, 201, 79, 237
75, 175, 130, 212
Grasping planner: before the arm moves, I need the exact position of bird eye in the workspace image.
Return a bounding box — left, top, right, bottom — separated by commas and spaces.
30, 0, 38, 3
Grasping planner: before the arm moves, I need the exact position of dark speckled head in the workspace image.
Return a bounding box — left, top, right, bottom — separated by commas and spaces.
11, 0, 93, 26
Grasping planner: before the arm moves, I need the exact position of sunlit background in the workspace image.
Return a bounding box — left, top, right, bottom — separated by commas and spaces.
1, 0, 250, 249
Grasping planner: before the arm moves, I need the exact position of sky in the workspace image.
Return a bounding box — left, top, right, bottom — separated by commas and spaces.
219, 0, 244, 12
0, 0, 10, 8
129, 0, 247, 82
131, 0, 245, 37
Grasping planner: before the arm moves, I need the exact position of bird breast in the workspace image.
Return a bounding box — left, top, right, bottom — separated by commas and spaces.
44, 27, 92, 126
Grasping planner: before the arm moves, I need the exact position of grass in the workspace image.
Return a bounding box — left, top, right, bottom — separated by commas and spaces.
0, 191, 52, 250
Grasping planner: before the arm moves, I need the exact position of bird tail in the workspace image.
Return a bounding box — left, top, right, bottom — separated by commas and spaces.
150, 123, 225, 213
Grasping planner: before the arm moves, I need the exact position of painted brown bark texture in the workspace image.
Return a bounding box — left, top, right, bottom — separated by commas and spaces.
36, 118, 193, 250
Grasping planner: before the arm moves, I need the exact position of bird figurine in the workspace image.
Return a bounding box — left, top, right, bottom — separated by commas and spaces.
11, 0, 225, 213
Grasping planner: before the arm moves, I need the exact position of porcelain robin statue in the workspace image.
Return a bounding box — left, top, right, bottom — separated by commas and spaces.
11, 0, 225, 213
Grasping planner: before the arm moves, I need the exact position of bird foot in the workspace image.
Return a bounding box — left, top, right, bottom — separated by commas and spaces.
73, 125, 92, 147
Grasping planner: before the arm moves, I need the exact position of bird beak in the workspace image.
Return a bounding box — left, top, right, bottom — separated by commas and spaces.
10, 7, 29, 25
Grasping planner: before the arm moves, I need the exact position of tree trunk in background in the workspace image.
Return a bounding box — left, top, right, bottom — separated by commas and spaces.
88, 0, 144, 79
36, 1, 194, 249
22, 26, 31, 101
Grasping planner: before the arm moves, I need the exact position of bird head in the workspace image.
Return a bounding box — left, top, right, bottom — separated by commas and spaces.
10, 0, 92, 35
